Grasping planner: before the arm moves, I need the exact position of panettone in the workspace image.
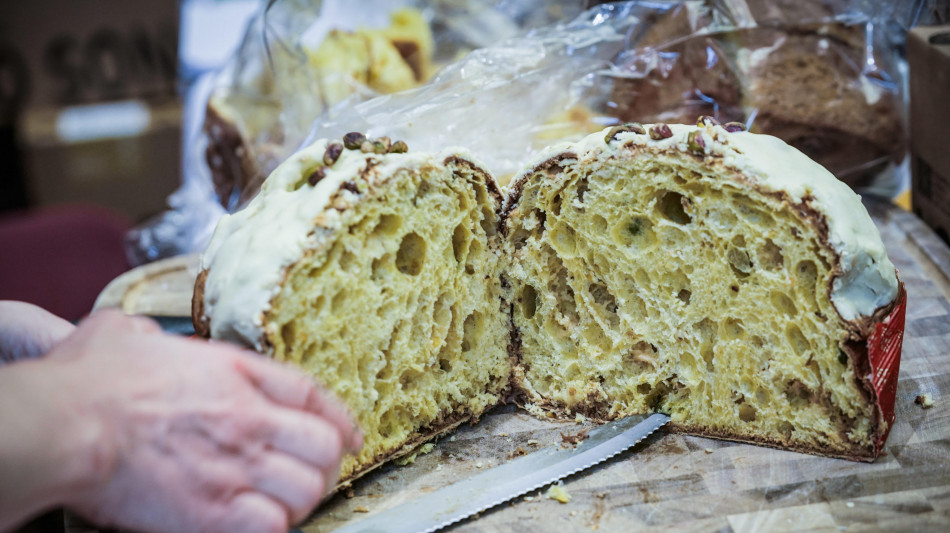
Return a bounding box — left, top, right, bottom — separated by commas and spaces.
195, 122, 904, 483
204, 8, 435, 210
503, 121, 902, 460
194, 136, 511, 482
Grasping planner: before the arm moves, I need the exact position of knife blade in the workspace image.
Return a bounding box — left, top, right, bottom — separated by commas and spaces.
333, 412, 670, 533
143, 315, 195, 336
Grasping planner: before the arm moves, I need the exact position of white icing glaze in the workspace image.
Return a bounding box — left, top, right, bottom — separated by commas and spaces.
199, 140, 478, 349
516, 123, 898, 322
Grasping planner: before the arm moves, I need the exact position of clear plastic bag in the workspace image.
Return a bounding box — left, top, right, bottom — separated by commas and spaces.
127, 0, 926, 265
311, 0, 919, 190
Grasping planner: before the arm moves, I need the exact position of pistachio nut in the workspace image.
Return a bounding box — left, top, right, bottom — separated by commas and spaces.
389, 140, 409, 153
323, 142, 344, 166
343, 132, 366, 150
649, 124, 673, 140
605, 123, 646, 143
307, 167, 326, 186
697, 115, 721, 127
724, 122, 747, 132
687, 130, 706, 154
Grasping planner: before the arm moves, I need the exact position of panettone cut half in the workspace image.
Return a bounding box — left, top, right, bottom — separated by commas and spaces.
503, 122, 902, 460
194, 139, 512, 482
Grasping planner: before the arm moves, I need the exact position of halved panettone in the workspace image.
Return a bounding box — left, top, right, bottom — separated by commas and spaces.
503, 121, 903, 460
196, 123, 905, 469
193, 136, 511, 481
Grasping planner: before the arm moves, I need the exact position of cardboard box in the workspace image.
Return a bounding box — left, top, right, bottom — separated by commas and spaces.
19, 99, 182, 221
908, 26, 950, 245
0, 0, 181, 220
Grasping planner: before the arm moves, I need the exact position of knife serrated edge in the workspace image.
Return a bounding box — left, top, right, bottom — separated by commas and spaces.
334, 412, 670, 533
424, 412, 669, 533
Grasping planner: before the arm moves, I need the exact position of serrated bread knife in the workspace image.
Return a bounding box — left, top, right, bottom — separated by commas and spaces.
333, 412, 670, 533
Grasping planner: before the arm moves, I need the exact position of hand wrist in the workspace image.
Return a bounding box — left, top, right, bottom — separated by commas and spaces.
0, 359, 116, 528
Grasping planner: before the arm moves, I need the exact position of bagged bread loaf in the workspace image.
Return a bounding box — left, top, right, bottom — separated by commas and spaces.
194, 135, 512, 482
195, 121, 905, 481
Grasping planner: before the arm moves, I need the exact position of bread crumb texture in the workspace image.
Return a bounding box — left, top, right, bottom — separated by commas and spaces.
546, 483, 571, 504
505, 132, 877, 457
268, 156, 510, 480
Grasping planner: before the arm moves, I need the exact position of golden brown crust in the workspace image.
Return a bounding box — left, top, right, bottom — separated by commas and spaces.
204, 101, 262, 209
192, 268, 210, 338
665, 421, 875, 461
335, 412, 475, 490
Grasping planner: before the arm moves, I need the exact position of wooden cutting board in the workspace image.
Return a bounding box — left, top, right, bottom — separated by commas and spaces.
91, 200, 950, 532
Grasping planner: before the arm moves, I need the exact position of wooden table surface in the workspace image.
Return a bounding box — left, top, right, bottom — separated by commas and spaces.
92, 200, 950, 533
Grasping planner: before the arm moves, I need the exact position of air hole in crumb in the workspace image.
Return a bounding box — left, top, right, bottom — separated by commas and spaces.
551, 223, 577, 255
591, 214, 608, 234
637, 383, 652, 395
522, 285, 539, 318
479, 207, 497, 236
838, 349, 849, 365
758, 239, 784, 270
677, 289, 692, 304
550, 193, 563, 216
613, 216, 656, 249
376, 359, 393, 381
589, 282, 619, 327
785, 379, 812, 406
701, 345, 714, 371
331, 291, 346, 313
795, 260, 818, 292
395, 232, 426, 276
474, 183, 488, 205
339, 250, 357, 272
657, 190, 692, 224
312, 295, 326, 312
372, 214, 402, 237
739, 404, 757, 422
547, 250, 578, 324
461, 312, 483, 352
624, 341, 658, 368
771, 291, 797, 316
452, 224, 469, 263
280, 321, 296, 349
785, 324, 810, 355
439, 357, 452, 372
779, 421, 794, 438
727, 247, 753, 279
693, 318, 717, 342
433, 294, 451, 339
371, 253, 392, 280
721, 318, 745, 340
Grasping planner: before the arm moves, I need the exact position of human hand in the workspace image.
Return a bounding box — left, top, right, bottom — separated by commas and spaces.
0, 300, 75, 363
0, 310, 361, 533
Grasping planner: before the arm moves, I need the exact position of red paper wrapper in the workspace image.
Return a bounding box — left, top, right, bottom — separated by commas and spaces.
868, 281, 907, 453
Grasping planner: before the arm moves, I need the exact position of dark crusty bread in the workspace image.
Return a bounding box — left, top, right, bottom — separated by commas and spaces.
610, 4, 905, 189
